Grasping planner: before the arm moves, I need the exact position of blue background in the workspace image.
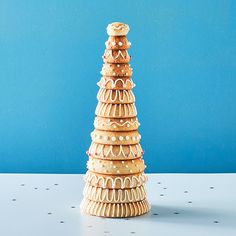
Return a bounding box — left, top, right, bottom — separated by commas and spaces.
0, 0, 235, 173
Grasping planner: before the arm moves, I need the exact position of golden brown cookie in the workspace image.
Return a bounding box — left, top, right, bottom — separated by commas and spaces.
83, 184, 146, 203
103, 49, 131, 64
84, 171, 148, 189
105, 36, 131, 50
97, 88, 135, 104
94, 117, 139, 131
88, 142, 143, 160
107, 22, 130, 36
95, 102, 137, 118
80, 198, 150, 217
101, 63, 132, 77
91, 130, 141, 145
97, 77, 135, 90
87, 157, 146, 175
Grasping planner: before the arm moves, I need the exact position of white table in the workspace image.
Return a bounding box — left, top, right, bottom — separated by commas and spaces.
0, 174, 235, 236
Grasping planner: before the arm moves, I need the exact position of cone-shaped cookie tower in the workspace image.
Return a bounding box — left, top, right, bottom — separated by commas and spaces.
80, 22, 151, 217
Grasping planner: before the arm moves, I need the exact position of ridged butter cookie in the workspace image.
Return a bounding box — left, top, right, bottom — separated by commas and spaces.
95, 102, 137, 118
97, 88, 135, 104
80, 198, 150, 218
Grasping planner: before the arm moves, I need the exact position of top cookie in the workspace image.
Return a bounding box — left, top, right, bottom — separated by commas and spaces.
107, 22, 130, 36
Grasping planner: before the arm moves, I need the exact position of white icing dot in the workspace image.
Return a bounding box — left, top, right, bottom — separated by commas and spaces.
132, 160, 135, 163
108, 119, 111, 122
103, 136, 108, 141
111, 136, 116, 141
119, 136, 124, 141
110, 161, 113, 164
117, 64, 120, 67
121, 161, 125, 164
121, 69, 124, 72
124, 65, 127, 67
132, 136, 136, 141
117, 170, 120, 173
113, 165, 116, 169
118, 42, 123, 46
113, 125, 117, 128
120, 119, 123, 123
130, 170, 133, 173
131, 119, 133, 122
126, 73, 128, 75
136, 136, 139, 140
111, 42, 116, 46
113, 72, 116, 75
125, 165, 129, 168
127, 124, 130, 127
126, 136, 129, 140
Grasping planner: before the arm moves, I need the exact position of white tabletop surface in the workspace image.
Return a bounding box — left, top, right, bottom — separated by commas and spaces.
0, 173, 235, 236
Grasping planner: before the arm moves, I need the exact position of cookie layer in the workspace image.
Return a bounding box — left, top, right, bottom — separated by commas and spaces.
107, 22, 130, 36
97, 88, 135, 104
103, 49, 131, 64
91, 130, 141, 145
80, 198, 150, 218
105, 36, 131, 50
101, 63, 132, 77
83, 184, 146, 203
95, 102, 137, 118
84, 171, 148, 189
97, 77, 135, 90
94, 117, 139, 131
88, 143, 143, 160
87, 157, 146, 175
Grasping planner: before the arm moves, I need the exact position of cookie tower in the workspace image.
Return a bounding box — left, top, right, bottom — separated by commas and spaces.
80, 22, 150, 217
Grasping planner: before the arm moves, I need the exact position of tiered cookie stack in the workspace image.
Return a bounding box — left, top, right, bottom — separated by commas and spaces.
80, 22, 150, 218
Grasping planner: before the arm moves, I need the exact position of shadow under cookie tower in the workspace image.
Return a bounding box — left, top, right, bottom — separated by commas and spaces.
80, 22, 150, 217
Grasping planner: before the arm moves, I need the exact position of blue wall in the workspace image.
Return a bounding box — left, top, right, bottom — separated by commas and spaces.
0, 0, 235, 173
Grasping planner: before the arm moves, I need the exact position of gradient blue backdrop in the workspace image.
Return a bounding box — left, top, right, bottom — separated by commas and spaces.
0, 0, 236, 173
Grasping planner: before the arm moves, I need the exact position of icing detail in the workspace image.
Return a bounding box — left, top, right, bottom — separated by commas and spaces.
88, 143, 143, 158
97, 77, 136, 89
105, 50, 129, 60
97, 88, 135, 103
91, 132, 141, 142
84, 171, 148, 189
87, 157, 145, 175
83, 184, 146, 203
